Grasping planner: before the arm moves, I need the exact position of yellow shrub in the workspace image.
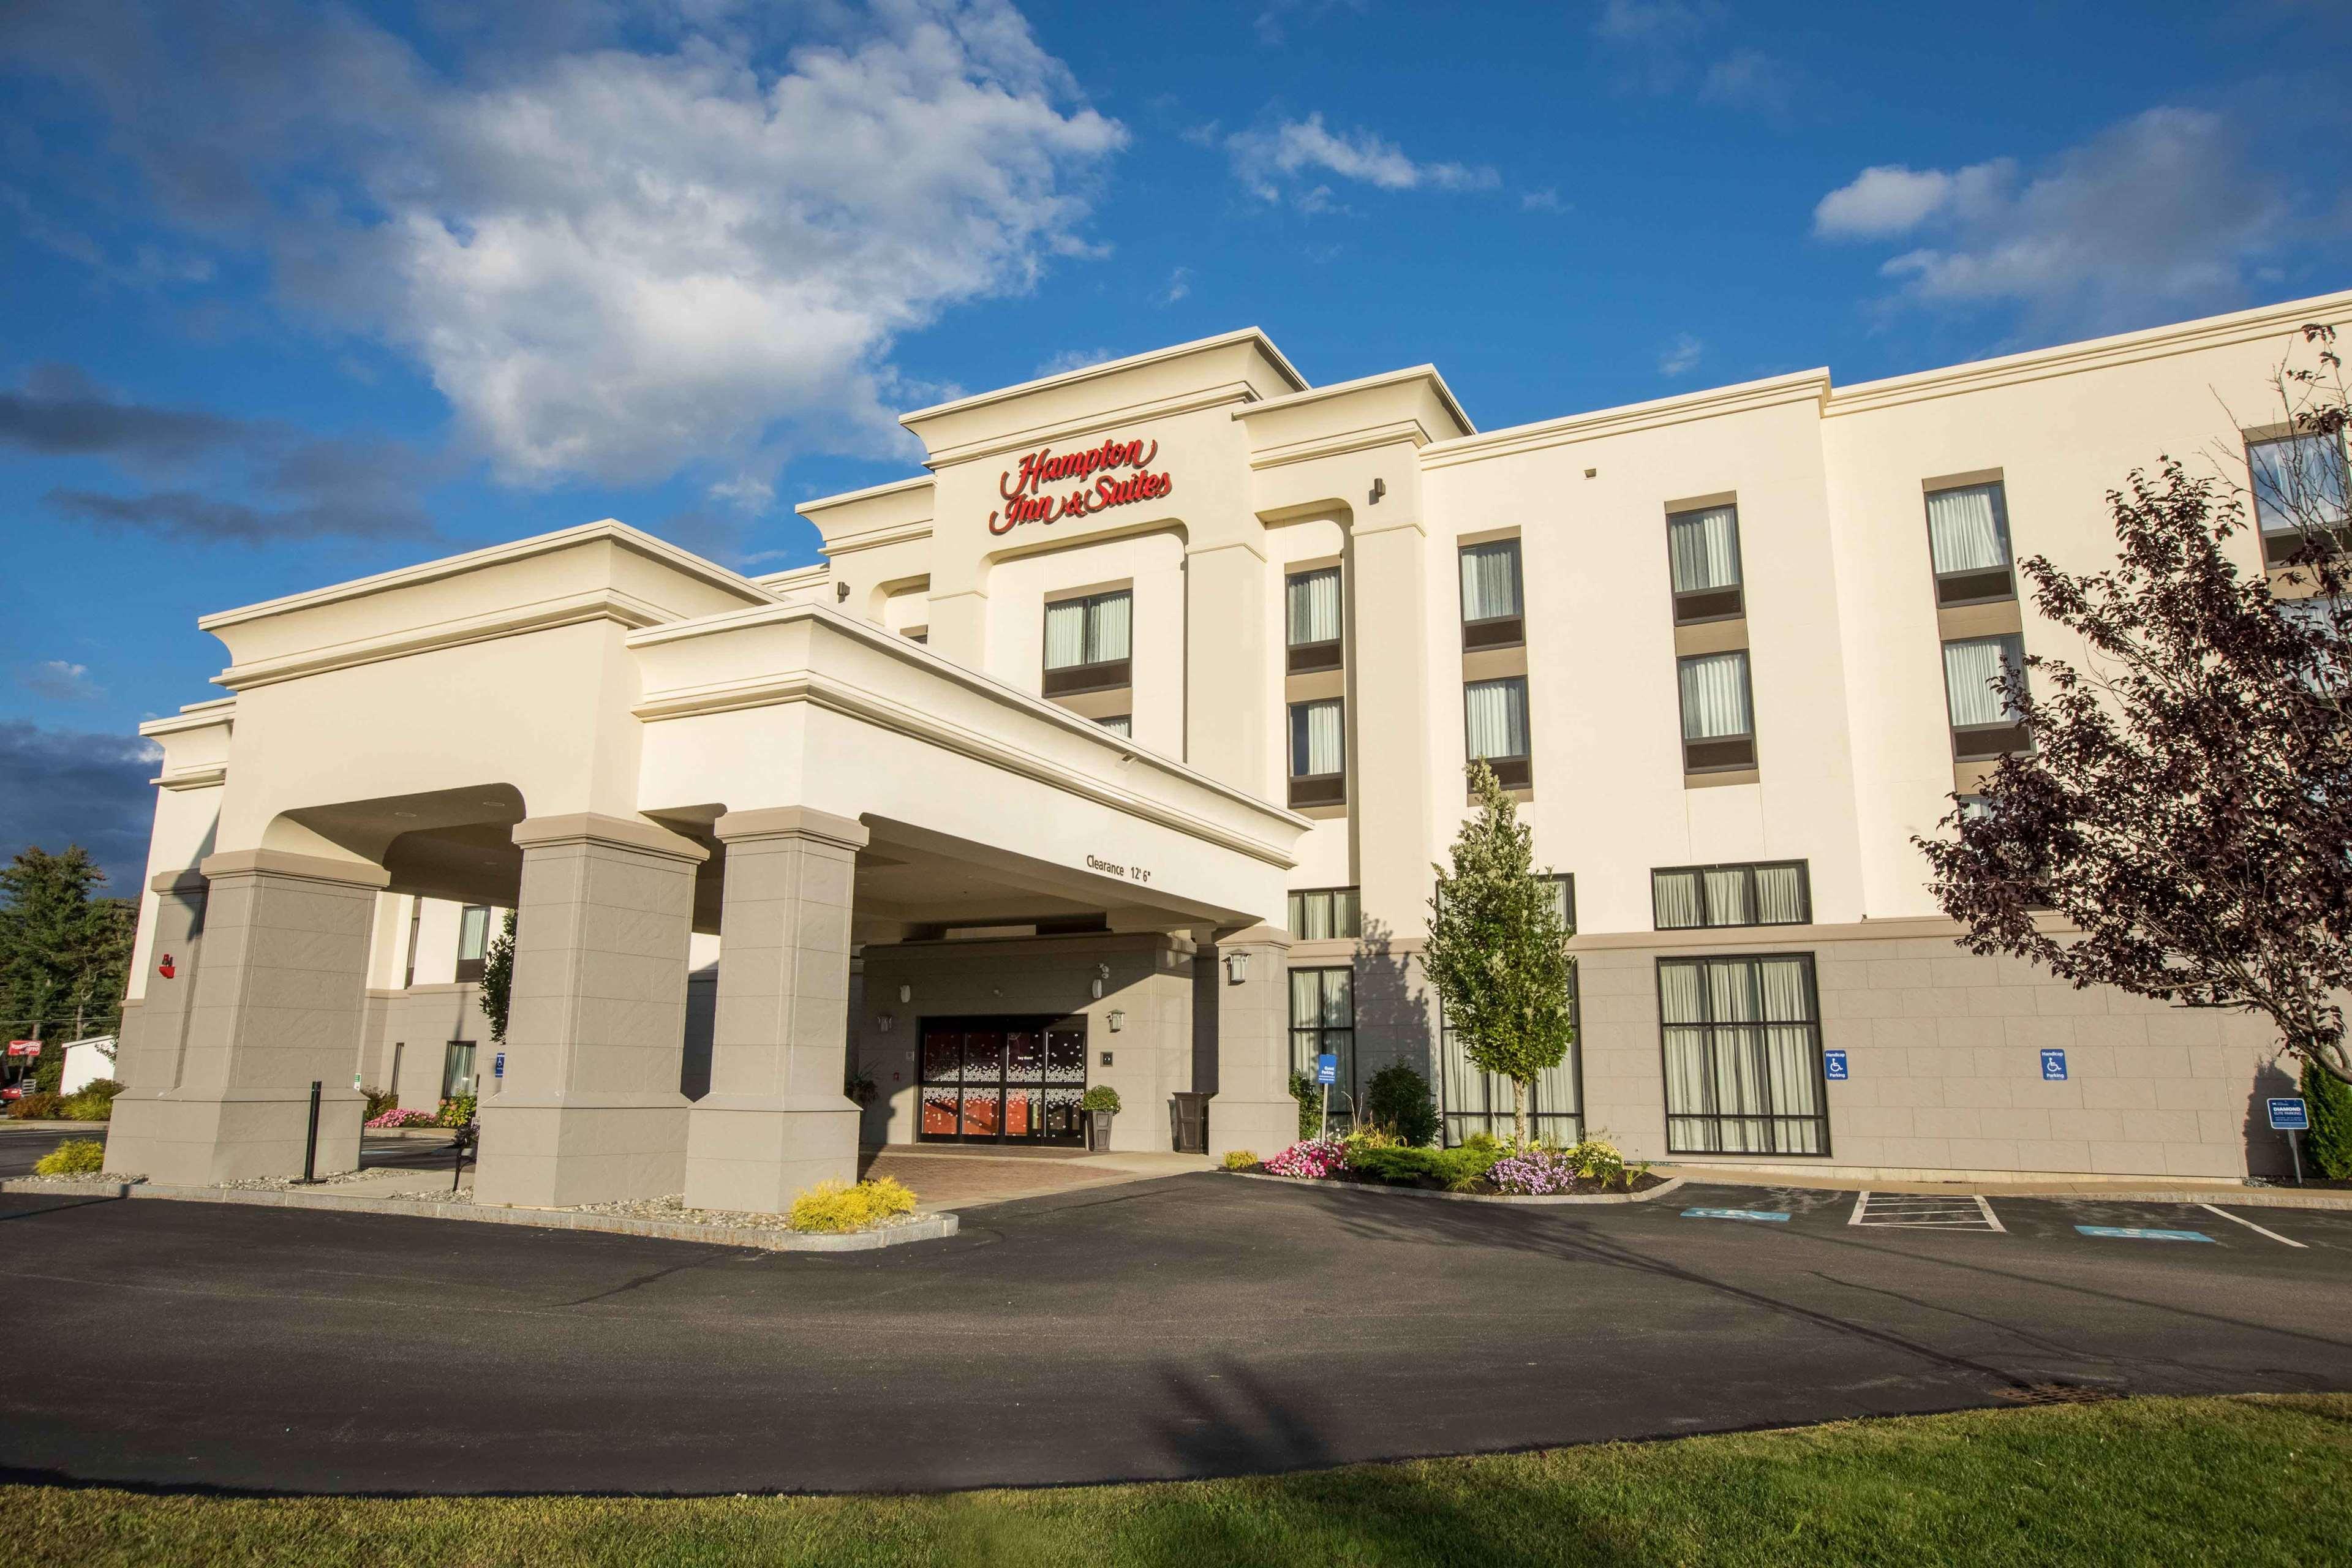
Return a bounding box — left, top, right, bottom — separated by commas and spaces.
1220, 1150, 1259, 1170
34, 1139, 105, 1177
787, 1176, 918, 1233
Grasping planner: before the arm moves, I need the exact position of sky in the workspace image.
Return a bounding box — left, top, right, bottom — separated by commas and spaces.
4, 0, 2350, 891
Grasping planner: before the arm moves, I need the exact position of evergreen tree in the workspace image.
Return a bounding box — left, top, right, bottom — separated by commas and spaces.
1422, 761, 1576, 1144
478, 909, 518, 1046
2303, 1057, 2352, 1180
0, 846, 135, 1091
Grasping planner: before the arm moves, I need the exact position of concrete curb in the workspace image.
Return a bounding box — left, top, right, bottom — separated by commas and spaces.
1224, 1170, 1687, 1205
1977, 1187, 2352, 1212
1, 1120, 105, 1133
0, 1177, 961, 1252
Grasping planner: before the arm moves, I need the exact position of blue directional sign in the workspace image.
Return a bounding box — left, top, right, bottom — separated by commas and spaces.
1683, 1208, 1790, 1223
1823, 1049, 1849, 1080
1313, 1053, 1337, 1085
2075, 1226, 2212, 1243
2269, 1098, 2309, 1132
2040, 1049, 2068, 1081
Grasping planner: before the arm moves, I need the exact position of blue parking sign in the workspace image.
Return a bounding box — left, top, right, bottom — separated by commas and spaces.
2040, 1049, 2067, 1081
1314, 1053, 1337, 1085
494, 1052, 505, 1080
1823, 1049, 1848, 1080
2269, 1098, 2309, 1132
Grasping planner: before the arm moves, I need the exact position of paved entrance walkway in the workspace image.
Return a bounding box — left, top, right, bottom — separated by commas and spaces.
858, 1144, 1211, 1210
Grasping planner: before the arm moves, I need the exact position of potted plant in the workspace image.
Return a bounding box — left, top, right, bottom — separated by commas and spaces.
845, 1069, 879, 1107
1080, 1085, 1121, 1151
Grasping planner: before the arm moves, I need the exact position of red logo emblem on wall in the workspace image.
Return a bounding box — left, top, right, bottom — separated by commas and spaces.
989, 436, 1172, 536
158, 954, 176, 979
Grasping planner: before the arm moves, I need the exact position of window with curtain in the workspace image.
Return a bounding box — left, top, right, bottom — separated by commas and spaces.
1677, 650, 1754, 772
1464, 676, 1529, 759
1287, 888, 1362, 941
1667, 504, 1744, 622
1287, 698, 1346, 807
1042, 590, 1131, 671
456, 904, 492, 982
1441, 977, 1583, 1145
1286, 567, 1342, 663
1652, 861, 1810, 929
1458, 539, 1525, 647
1943, 634, 2029, 760
1660, 954, 1826, 1155
1546, 873, 1575, 932
1925, 481, 2016, 605
1289, 967, 1356, 1125
1095, 714, 1131, 737
2248, 432, 2350, 541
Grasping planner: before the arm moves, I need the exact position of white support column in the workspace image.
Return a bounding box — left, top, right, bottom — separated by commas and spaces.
473, 813, 707, 1209
683, 806, 867, 1214
1208, 923, 1298, 1158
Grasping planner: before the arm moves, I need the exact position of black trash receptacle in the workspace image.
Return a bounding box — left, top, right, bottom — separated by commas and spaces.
1170, 1091, 1211, 1154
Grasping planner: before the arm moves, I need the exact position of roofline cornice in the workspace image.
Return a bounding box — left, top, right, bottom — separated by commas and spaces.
896, 327, 1308, 429
1232, 363, 1476, 439
1420, 370, 1831, 469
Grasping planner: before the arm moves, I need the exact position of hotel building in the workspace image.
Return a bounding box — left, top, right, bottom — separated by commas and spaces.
108, 292, 2346, 1203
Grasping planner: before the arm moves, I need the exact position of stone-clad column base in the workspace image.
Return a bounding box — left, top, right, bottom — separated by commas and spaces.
472, 1099, 690, 1210
1209, 924, 1298, 1158
684, 807, 866, 1215
107, 1095, 366, 1188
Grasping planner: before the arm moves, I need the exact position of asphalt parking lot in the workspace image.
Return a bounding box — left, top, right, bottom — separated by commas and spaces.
4, 1169, 2349, 1496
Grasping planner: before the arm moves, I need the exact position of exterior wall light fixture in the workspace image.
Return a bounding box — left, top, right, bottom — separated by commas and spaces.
899, 984, 912, 1005
876, 1012, 895, 1033
1091, 961, 1110, 1001
835, 581, 851, 602
1368, 477, 1386, 505
1224, 950, 1250, 984
1107, 1009, 1125, 1032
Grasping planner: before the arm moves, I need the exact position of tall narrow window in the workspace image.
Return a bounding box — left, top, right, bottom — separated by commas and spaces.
1042, 589, 1133, 695
1660, 955, 1826, 1156
455, 904, 491, 984
1287, 888, 1362, 941
2248, 432, 2350, 565
442, 1040, 478, 1101
1288, 698, 1347, 808
1677, 649, 1755, 772
1925, 481, 2015, 605
1289, 967, 1356, 1126
1286, 567, 1343, 673
1459, 539, 1525, 649
1667, 503, 1744, 622
1943, 633, 2029, 760
1464, 675, 1532, 789
403, 898, 423, 989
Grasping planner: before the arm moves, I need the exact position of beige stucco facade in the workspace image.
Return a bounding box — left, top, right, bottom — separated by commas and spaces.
108, 290, 2348, 1198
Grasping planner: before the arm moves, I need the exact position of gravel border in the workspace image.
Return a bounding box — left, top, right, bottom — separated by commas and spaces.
0, 1177, 959, 1251
1224, 1170, 1687, 1206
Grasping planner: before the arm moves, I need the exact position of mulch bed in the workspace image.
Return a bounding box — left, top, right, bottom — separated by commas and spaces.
1231, 1164, 1667, 1198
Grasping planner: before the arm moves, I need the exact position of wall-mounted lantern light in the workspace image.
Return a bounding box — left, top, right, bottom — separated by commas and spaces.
1224, 950, 1250, 984
899, 984, 912, 1005
876, 1012, 895, 1033
1107, 1009, 1125, 1032
1368, 477, 1386, 505
1091, 961, 1110, 1001
835, 581, 851, 602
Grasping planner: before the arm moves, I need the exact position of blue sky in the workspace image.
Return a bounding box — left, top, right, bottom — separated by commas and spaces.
5, 0, 2350, 887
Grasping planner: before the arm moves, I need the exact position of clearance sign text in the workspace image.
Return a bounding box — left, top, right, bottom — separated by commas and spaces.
990, 437, 1172, 536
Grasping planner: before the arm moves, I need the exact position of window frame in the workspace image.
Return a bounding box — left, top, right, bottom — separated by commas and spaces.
1440, 972, 1585, 1147
2247, 431, 2352, 565
1656, 952, 1830, 1158
1041, 588, 1134, 696
1675, 648, 1757, 774
1941, 631, 2031, 763
1288, 965, 1357, 1128
1285, 565, 1344, 674
1458, 538, 1526, 650
1287, 696, 1348, 809
1665, 503, 1746, 625
1650, 860, 1812, 930
454, 903, 492, 984
1287, 887, 1362, 941
1463, 673, 1533, 790
1923, 479, 2018, 607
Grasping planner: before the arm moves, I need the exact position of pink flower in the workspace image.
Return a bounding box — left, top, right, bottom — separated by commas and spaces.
1264, 1137, 1349, 1180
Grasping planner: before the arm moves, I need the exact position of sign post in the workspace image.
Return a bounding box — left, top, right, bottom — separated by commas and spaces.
1315, 1052, 1337, 1139
2269, 1097, 2310, 1186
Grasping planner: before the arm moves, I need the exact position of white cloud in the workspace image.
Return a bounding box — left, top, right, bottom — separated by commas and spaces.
1659, 333, 1703, 375
1593, 1, 1792, 112
1521, 187, 1565, 213
1812, 109, 2294, 330
1699, 49, 1791, 113
21, 660, 103, 701
1253, 0, 1366, 47
1159, 265, 1192, 304
1033, 346, 1112, 377
4, 1, 1128, 489
1224, 112, 1499, 205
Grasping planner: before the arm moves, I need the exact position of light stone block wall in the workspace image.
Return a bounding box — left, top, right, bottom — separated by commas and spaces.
361, 983, 486, 1109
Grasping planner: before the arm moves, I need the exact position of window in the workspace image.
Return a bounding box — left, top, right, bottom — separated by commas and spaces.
1546, 872, 1576, 932
902, 627, 929, 645
455, 904, 491, 984
1659, 955, 1827, 1156
1288, 698, 1346, 807
1677, 649, 1755, 772
1288, 887, 1361, 940
1464, 676, 1532, 789
2248, 432, 2350, 565
1286, 567, 1343, 673
1652, 861, 1810, 929
1943, 633, 2029, 761
403, 898, 422, 989
1925, 481, 2015, 605
441, 1040, 477, 1101
1095, 715, 1131, 737
1289, 967, 1355, 1126
1041, 589, 1133, 695
1667, 503, 1744, 623
1459, 539, 1524, 649
1442, 976, 1583, 1146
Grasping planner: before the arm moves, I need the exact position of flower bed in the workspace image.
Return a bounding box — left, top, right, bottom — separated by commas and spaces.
1237, 1133, 1662, 1197
365, 1107, 438, 1128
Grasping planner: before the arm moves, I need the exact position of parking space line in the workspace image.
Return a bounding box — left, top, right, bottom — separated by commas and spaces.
1847, 1191, 1870, 1226
2197, 1204, 2309, 1248
2074, 1225, 2214, 1243
1974, 1194, 2006, 1233
1683, 1207, 1790, 1223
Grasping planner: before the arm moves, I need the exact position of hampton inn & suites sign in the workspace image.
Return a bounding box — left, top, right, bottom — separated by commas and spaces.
989, 437, 1172, 535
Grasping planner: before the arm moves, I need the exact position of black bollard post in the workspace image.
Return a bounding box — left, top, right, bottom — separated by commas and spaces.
303, 1080, 322, 1183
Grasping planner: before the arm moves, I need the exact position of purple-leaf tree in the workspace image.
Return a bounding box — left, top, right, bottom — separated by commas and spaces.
1917, 327, 2352, 1083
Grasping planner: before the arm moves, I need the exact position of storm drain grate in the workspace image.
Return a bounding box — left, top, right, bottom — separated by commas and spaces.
1848, 1191, 2005, 1232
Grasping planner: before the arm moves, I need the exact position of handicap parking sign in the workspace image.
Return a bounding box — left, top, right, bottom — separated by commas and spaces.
2269, 1098, 2309, 1132
2040, 1049, 2067, 1081
1823, 1049, 1848, 1080
1314, 1053, 1337, 1085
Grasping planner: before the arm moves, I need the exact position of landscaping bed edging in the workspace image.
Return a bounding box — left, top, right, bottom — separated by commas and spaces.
1225, 1169, 1686, 1206
0, 1177, 960, 1251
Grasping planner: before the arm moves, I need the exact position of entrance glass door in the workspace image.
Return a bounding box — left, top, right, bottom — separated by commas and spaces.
919, 1016, 1087, 1145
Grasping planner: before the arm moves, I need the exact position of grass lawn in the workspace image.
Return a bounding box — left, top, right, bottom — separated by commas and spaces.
6, 1393, 2349, 1567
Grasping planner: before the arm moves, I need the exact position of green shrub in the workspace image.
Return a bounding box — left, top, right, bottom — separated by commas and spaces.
61, 1091, 112, 1121
1364, 1064, 1439, 1147
34, 1138, 105, 1176
361, 1085, 399, 1122
7, 1093, 66, 1120
1219, 1149, 1259, 1170
435, 1095, 477, 1128
788, 1176, 918, 1233
1079, 1085, 1121, 1114
1287, 1071, 1319, 1139
1462, 1131, 1499, 1153
2304, 1059, 2352, 1180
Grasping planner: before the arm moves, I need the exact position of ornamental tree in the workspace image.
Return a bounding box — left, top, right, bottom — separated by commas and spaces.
1917, 333, 2351, 1084
477, 909, 517, 1047
1423, 760, 1576, 1144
